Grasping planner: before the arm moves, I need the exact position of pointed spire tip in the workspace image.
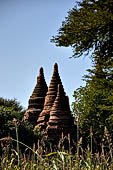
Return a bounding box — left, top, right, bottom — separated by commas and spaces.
39, 67, 44, 75
54, 63, 58, 70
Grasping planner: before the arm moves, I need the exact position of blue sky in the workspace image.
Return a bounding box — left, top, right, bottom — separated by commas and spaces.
0, 0, 91, 109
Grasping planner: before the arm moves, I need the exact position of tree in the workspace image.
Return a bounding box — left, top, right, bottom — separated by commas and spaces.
72, 61, 113, 149
0, 98, 25, 137
51, 0, 113, 147
51, 0, 113, 60
0, 98, 37, 152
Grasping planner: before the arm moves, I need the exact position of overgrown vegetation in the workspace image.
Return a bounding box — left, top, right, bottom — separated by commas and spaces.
0, 98, 42, 153
0, 128, 113, 170
0, 98, 112, 169
0, 97, 25, 138
72, 62, 113, 149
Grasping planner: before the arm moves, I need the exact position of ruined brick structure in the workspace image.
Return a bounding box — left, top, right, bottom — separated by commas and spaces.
35, 63, 76, 143
35, 63, 65, 129
46, 84, 75, 142
25, 63, 76, 143
24, 67, 48, 126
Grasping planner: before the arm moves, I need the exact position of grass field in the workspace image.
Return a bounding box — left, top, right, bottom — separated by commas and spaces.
0, 135, 113, 170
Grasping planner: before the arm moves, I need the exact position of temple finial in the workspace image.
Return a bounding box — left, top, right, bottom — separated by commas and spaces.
54, 63, 58, 71
39, 67, 44, 75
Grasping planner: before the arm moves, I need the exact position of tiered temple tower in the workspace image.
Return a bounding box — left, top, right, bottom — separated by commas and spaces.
46, 84, 75, 142
24, 67, 48, 126
35, 63, 65, 129
25, 63, 76, 145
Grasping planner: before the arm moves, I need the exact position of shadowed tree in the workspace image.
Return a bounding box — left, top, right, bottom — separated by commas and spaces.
52, 0, 113, 147
51, 0, 113, 60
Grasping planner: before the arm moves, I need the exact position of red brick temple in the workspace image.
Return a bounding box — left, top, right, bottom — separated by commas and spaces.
36, 63, 65, 129
25, 63, 76, 143
24, 67, 48, 126
46, 84, 75, 142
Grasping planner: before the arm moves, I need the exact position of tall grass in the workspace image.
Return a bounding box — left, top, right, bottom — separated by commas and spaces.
0, 130, 113, 170
0, 119, 112, 170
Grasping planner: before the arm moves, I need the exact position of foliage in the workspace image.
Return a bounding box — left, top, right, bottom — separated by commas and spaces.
51, 0, 113, 59
0, 132, 113, 170
0, 98, 25, 138
0, 98, 42, 152
72, 63, 113, 147
51, 0, 113, 148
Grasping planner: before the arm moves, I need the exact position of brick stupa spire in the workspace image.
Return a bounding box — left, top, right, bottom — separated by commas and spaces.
46, 84, 75, 142
24, 67, 48, 126
36, 63, 65, 129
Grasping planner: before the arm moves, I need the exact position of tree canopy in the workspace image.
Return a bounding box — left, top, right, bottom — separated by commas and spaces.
72, 65, 113, 146
51, 0, 113, 59
51, 0, 113, 147
0, 98, 25, 137
0, 98, 37, 151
